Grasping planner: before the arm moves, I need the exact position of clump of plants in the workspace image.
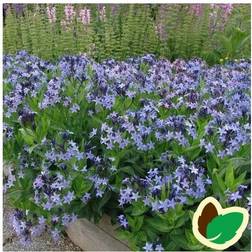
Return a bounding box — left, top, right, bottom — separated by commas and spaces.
3, 4, 251, 64
3, 51, 251, 250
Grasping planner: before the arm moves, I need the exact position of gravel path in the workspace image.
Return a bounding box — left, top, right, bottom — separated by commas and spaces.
3, 205, 82, 251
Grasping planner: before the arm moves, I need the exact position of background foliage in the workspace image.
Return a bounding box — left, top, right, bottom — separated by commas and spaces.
3, 3, 251, 64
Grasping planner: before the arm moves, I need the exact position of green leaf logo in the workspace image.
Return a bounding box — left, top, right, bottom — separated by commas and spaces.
192, 197, 249, 250
206, 212, 243, 244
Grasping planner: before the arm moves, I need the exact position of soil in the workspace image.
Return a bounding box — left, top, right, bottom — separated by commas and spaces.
3, 204, 82, 251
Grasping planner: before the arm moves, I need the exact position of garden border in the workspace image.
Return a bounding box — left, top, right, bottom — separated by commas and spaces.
66, 215, 130, 251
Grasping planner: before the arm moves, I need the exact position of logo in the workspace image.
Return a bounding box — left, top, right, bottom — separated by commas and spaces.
192, 197, 249, 250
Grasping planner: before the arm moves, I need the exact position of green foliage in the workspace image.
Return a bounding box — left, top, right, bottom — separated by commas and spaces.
3, 4, 251, 63
118, 202, 206, 250
72, 176, 93, 197
217, 27, 250, 59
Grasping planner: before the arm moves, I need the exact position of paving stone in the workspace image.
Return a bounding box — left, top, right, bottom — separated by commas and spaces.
97, 214, 129, 247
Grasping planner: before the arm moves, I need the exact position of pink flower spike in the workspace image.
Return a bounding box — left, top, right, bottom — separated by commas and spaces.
64, 4, 75, 22
79, 8, 91, 25
46, 5, 56, 23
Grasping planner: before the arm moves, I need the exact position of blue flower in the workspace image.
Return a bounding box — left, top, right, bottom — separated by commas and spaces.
81, 192, 91, 204
205, 142, 214, 153
63, 191, 75, 204
228, 191, 242, 203
70, 104, 80, 113
51, 228, 60, 242
155, 243, 164, 251
143, 242, 153, 252
118, 215, 128, 228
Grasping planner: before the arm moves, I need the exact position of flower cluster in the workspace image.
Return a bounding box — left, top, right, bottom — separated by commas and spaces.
60, 4, 76, 30
226, 185, 249, 204
190, 4, 203, 16
119, 157, 212, 213
79, 8, 91, 25
3, 51, 54, 118
46, 5, 56, 23
209, 4, 234, 31
64, 4, 76, 22
98, 5, 106, 21
10, 210, 46, 246
59, 5, 93, 29
143, 242, 164, 252
118, 214, 128, 228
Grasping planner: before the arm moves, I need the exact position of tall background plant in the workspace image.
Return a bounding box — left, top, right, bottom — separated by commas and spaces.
3, 3, 251, 64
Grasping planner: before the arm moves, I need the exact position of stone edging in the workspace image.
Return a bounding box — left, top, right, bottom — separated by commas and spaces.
66, 215, 130, 251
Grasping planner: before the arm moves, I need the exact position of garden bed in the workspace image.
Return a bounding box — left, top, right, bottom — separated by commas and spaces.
4, 51, 251, 251
2, 3, 251, 251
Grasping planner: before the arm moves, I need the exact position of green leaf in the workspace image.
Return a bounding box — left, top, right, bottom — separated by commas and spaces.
225, 163, 235, 189
185, 229, 200, 246
143, 225, 158, 241
116, 230, 133, 242
20, 177, 33, 190
72, 177, 92, 197
188, 210, 195, 220
212, 169, 226, 196
7, 189, 23, 203
146, 216, 173, 233
97, 190, 112, 212
131, 201, 148, 216
183, 145, 201, 160
132, 230, 147, 243
228, 157, 250, 170
174, 215, 189, 228
206, 212, 244, 244
28, 144, 39, 154
234, 171, 247, 188
36, 116, 50, 141
118, 166, 135, 176
212, 153, 220, 167
164, 240, 178, 251
207, 155, 217, 173
19, 128, 35, 145
170, 234, 190, 250
127, 215, 144, 232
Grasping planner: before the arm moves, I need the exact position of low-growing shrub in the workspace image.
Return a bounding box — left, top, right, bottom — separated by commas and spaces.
3, 51, 251, 250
